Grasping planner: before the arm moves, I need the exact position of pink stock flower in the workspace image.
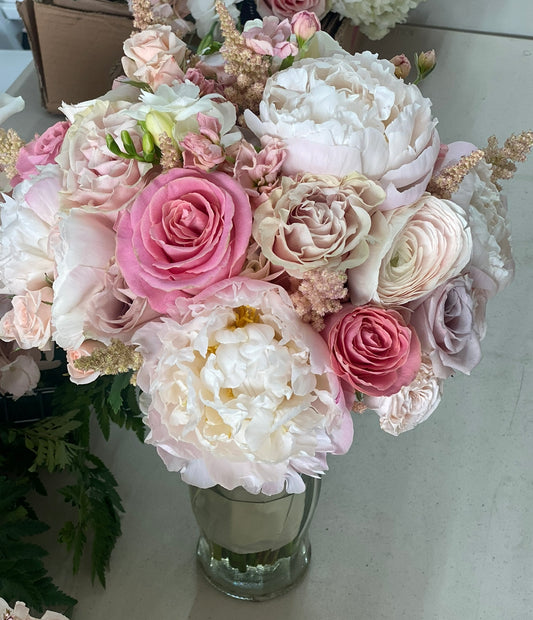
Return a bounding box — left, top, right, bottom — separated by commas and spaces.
122, 24, 187, 90
66, 339, 104, 385
243, 16, 298, 59
180, 113, 226, 171
12, 121, 70, 185
257, 0, 327, 20
325, 304, 422, 397
0, 286, 54, 351
116, 168, 252, 313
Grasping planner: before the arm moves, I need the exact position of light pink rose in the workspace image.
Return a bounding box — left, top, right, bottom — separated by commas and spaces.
325, 304, 422, 397
122, 24, 187, 90
243, 16, 298, 59
257, 0, 327, 20
134, 277, 353, 494
56, 99, 153, 220
252, 172, 387, 277
291, 10, 321, 41
12, 121, 70, 186
410, 275, 485, 379
348, 194, 473, 307
0, 343, 40, 399
66, 339, 104, 385
116, 168, 252, 313
0, 286, 53, 351
364, 356, 444, 436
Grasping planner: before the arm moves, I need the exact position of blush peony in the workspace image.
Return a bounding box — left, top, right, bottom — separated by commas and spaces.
115, 168, 252, 313
245, 51, 440, 210
133, 278, 353, 495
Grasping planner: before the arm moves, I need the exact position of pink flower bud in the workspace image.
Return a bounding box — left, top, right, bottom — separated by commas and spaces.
417, 49, 436, 74
390, 54, 411, 80
291, 11, 321, 42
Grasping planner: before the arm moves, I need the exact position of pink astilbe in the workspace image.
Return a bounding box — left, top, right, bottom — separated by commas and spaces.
291, 269, 348, 331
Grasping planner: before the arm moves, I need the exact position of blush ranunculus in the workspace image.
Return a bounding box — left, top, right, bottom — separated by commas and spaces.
325, 304, 421, 397
116, 168, 252, 313
12, 121, 70, 185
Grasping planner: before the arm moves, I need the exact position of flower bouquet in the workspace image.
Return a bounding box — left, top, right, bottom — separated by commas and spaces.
1, 0, 531, 606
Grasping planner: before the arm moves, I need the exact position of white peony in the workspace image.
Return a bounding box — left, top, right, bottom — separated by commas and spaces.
245, 52, 440, 210
134, 278, 353, 495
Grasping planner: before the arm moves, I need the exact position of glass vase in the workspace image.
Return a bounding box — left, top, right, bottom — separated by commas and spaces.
189, 475, 321, 601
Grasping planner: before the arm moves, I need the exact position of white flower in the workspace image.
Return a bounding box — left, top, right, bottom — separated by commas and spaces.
245, 52, 440, 210
0, 598, 70, 620
364, 356, 444, 436
134, 278, 353, 495
0, 165, 61, 295
187, 0, 239, 38
331, 0, 422, 40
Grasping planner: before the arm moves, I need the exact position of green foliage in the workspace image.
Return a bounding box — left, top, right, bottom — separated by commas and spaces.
0, 477, 77, 613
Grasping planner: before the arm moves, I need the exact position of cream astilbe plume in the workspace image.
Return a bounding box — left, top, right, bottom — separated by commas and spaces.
0, 128, 24, 181
484, 131, 533, 189
427, 149, 485, 199
130, 0, 154, 31
74, 339, 143, 376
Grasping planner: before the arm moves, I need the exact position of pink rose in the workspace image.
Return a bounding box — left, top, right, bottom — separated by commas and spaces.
291, 10, 321, 41
325, 304, 421, 397
12, 121, 70, 185
122, 24, 187, 90
0, 286, 53, 351
243, 16, 298, 59
66, 339, 104, 385
116, 168, 252, 313
257, 0, 327, 20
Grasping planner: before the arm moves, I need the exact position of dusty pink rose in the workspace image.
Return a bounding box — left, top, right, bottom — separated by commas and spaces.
257, 0, 327, 20
390, 54, 411, 80
410, 275, 484, 379
0, 286, 53, 351
243, 16, 298, 59
12, 121, 70, 185
325, 304, 421, 397
56, 99, 153, 220
180, 113, 226, 171
66, 339, 104, 385
184, 67, 221, 96
116, 168, 252, 313
122, 24, 187, 90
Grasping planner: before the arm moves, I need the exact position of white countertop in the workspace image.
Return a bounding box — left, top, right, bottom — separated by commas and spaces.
2, 23, 533, 620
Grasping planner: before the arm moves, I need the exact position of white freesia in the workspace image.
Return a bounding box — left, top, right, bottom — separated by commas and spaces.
187, 0, 239, 38
364, 356, 443, 436
245, 51, 440, 210
134, 278, 353, 495
128, 81, 241, 146
0, 165, 61, 295
332, 0, 423, 40
0, 93, 24, 123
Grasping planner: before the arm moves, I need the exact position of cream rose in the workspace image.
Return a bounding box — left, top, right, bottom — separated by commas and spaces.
348, 194, 473, 306
0, 286, 54, 351
245, 51, 440, 210
252, 172, 387, 276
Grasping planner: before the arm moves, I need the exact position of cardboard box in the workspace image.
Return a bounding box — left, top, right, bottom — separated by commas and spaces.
17, 0, 133, 113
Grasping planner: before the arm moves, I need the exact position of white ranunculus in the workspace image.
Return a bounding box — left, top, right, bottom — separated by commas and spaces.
331, 0, 422, 40
0, 165, 61, 295
348, 194, 472, 306
365, 356, 444, 436
245, 51, 440, 210
134, 278, 353, 495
